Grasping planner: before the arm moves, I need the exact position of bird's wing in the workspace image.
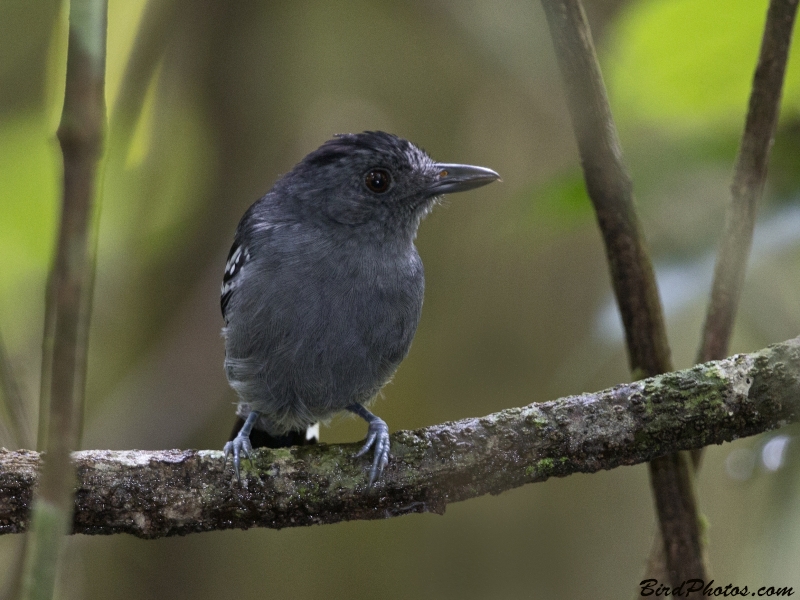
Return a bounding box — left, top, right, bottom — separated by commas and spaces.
220, 239, 250, 322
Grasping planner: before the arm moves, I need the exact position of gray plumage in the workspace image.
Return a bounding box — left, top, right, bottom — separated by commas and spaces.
221, 131, 499, 484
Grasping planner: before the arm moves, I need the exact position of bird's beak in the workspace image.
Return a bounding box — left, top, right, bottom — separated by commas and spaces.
426, 163, 501, 196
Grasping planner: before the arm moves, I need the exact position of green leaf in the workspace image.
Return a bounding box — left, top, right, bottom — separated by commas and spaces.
605, 0, 800, 131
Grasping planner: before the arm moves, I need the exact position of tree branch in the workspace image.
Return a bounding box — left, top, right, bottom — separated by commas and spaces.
539, 0, 703, 584
0, 337, 797, 539
698, 0, 799, 364
539, 0, 671, 379
694, 0, 798, 474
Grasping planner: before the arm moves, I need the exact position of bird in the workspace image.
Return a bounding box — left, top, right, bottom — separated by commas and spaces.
221, 131, 499, 485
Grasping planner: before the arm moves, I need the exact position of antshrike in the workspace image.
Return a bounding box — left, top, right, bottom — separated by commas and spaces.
221, 131, 499, 484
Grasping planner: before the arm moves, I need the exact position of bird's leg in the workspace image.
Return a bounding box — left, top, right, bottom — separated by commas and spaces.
347, 404, 390, 486
223, 410, 259, 481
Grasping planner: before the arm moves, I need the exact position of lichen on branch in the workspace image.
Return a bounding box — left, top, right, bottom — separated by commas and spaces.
0, 337, 797, 539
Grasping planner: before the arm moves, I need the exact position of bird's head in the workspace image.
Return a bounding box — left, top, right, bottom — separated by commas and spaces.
277, 131, 500, 240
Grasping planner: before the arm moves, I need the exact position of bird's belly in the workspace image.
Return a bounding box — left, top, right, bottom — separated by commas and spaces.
225, 266, 423, 431
292, 283, 420, 403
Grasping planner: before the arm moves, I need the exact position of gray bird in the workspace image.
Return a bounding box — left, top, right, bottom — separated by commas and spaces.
221, 131, 499, 484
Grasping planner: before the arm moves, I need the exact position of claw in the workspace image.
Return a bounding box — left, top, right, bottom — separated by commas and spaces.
224, 410, 260, 481
223, 434, 253, 481
355, 417, 390, 486
346, 404, 391, 486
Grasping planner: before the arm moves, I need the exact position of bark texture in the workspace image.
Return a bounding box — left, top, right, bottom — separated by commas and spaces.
0, 337, 797, 540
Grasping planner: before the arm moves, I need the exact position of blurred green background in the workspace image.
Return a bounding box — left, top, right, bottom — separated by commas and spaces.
2, 0, 800, 598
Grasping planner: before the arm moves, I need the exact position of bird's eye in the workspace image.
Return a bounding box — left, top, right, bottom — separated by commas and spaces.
364, 169, 391, 194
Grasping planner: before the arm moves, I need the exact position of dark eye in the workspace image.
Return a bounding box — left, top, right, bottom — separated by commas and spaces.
364, 169, 391, 194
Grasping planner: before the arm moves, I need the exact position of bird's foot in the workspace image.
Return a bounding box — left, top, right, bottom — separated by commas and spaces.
355, 417, 390, 486
223, 433, 253, 481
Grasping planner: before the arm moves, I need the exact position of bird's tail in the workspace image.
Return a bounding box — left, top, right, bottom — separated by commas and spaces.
228, 418, 319, 449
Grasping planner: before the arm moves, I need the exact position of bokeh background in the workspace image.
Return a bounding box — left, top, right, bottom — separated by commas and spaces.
2, 0, 800, 598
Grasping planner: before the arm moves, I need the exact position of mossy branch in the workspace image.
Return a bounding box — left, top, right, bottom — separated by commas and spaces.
539, 0, 702, 584
0, 337, 797, 540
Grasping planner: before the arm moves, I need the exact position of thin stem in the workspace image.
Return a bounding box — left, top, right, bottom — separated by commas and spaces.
36, 273, 55, 453
697, 0, 799, 363
17, 1, 108, 599
539, 0, 705, 585
694, 0, 798, 473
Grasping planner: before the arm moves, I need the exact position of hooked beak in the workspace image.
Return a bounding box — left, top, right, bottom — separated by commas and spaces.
426, 163, 501, 196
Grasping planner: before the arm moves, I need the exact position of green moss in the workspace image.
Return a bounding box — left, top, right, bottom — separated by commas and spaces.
524, 413, 550, 428
526, 457, 562, 478
538, 458, 554, 470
